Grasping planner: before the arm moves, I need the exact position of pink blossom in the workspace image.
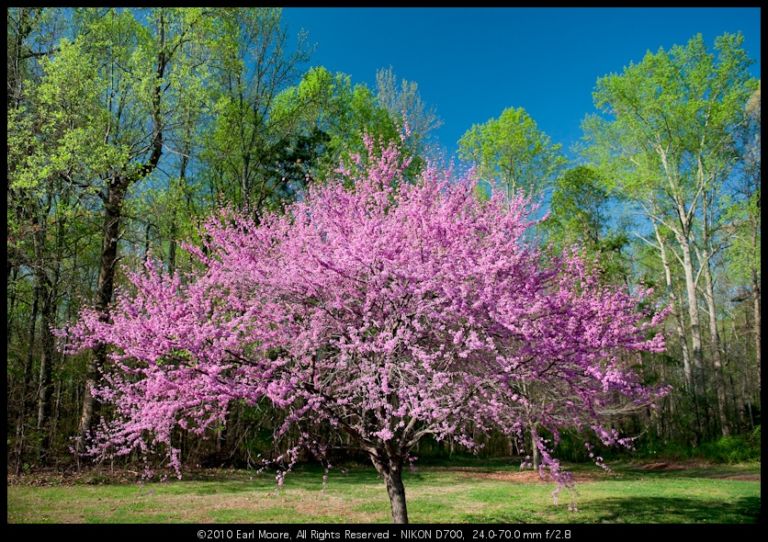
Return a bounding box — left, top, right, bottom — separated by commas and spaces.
60, 138, 668, 499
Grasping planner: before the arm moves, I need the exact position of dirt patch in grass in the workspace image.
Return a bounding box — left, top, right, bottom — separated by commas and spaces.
727, 474, 760, 481
638, 462, 689, 471
293, 493, 383, 522
635, 459, 715, 470
704, 473, 760, 481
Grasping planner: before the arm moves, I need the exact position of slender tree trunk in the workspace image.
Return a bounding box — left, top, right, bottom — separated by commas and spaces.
664, 369, 675, 441
168, 218, 178, 274
143, 222, 153, 264
14, 283, 40, 473
36, 282, 57, 455
37, 208, 64, 459
751, 271, 761, 393
168, 145, 189, 275
677, 235, 708, 438
741, 311, 755, 429
654, 226, 692, 389
15, 295, 38, 464
7, 265, 18, 348
698, 246, 729, 436
50, 379, 62, 457
730, 368, 745, 433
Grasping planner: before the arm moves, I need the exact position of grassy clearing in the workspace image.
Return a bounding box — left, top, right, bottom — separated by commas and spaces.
7, 461, 760, 524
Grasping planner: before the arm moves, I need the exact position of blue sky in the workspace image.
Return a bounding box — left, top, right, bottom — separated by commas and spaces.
282, 7, 761, 160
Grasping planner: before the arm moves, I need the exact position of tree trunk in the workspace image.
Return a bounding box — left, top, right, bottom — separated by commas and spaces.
383, 466, 408, 524
678, 235, 707, 438
168, 145, 189, 275
698, 246, 729, 436
14, 283, 40, 473
752, 272, 761, 393
37, 206, 64, 459
50, 378, 62, 456
77, 178, 127, 452
371, 453, 408, 524
654, 225, 692, 389
7, 265, 18, 348
168, 218, 178, 274
77, 17, 168, 451
679, 239, 704, 386
36, 282, 57, 456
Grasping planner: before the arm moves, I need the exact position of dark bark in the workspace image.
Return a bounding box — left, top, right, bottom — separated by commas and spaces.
14, 282, 40, 472
371, 454, 409, 524
8, 265, 18, 348
36, 281, 56, 454
168, 142, 189, 275
384, 468, 408, 524
37, 205, 65, 457
77, 178, 126, 452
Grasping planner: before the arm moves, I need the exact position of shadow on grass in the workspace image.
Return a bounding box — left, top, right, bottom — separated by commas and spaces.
460, 495, 761, 524
580, 495, 760, 523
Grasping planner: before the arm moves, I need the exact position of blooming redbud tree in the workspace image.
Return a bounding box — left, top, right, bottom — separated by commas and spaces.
60, 137, 667, 523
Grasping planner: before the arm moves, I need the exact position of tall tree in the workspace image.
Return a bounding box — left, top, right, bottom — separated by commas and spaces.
270, 66, 412, 182
724, 82, 761, 395
198, 8, 311, 215
582, 33, 757, 438
375, 66, 442, 155
63, 8, 219, 450
7, 7, 85, 463
458, 106, 565, 201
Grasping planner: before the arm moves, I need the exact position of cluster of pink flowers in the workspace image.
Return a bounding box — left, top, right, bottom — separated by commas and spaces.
60, 135, 668, 493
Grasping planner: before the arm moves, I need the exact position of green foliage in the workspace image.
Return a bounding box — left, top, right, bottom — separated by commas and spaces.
8, 36, 125, 195
271, 66, 418, 183
544, 166, 630, 283
196, 8, 313, 213
625, 426, 761, 464
458, 106, 565, 200
723, 192, 761, 283
582, 32, 757, 206
698, 427, 761, 463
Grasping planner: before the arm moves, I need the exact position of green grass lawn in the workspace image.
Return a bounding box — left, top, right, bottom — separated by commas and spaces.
7, 461, 760, 524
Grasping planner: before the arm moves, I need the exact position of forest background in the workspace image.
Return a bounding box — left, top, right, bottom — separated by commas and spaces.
6, 7, 761, 474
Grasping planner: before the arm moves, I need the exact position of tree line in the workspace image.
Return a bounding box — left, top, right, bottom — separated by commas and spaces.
6, 7, 760, 473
